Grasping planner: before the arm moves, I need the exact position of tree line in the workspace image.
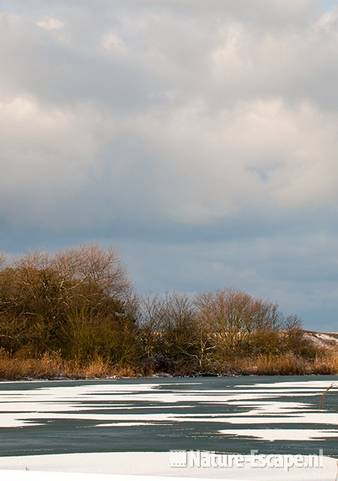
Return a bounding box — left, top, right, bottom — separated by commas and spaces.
0, 245, 321, 375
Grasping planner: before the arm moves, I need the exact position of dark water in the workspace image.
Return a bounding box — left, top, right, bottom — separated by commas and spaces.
0, 376, 337, 457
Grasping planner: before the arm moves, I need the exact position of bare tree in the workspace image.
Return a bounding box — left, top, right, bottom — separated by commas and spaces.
195, 289, 282, 358
52, 245, 131, 298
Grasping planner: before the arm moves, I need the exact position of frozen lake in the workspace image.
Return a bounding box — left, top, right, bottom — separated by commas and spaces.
0, 375, 337, 458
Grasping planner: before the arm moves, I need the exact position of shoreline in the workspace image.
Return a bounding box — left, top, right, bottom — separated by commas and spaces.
1, 371, 338, 382
1, 374, 338, 382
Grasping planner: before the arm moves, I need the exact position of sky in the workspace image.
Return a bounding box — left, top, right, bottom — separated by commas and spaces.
1, 0, 338, 330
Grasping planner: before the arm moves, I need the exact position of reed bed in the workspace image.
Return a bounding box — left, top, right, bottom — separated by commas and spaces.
0, 351, 336, 380
229, 352, 338, 376
0, 352, 141, 380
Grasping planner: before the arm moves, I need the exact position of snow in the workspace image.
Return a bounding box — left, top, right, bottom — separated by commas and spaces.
0, 380, 336, 435
0, 379, 337, 480
218, 428, 338, 441
0, 452, 337, 481
303, 331, 338, 349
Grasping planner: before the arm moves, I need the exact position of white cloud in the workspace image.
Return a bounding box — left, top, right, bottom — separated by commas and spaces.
36, 17, 64, 31
102, 32, 127, 55
0, 95, 100, 229
316, 5, 338, 32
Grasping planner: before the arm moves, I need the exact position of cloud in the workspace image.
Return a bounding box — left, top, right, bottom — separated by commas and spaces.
1, 1, 338, 329
102, 32, 127, 55
36, 17, 64, 31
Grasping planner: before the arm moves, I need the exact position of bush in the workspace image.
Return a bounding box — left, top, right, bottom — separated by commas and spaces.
0, 246, 335, 378
0, 245, 137, 364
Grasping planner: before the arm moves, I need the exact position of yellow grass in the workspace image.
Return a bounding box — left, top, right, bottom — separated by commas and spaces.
0, 351, 336, 380
232, 352, 338, 375
0, 352, 141, 380
313, 351, 338, 374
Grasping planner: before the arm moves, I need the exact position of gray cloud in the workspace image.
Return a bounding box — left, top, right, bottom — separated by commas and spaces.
1, 0, 338, 329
